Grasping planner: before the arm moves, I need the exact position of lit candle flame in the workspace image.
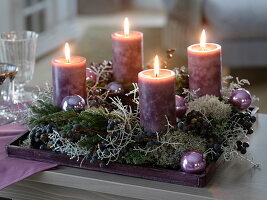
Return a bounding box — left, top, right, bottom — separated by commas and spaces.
200, 29, 206, 48
124, 17, 129, 37
65, 42, 71, 63
154, 55, 160, 77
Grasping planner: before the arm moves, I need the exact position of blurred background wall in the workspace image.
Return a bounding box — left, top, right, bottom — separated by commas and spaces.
0, 0, 78, 57
0, 0, 266, 112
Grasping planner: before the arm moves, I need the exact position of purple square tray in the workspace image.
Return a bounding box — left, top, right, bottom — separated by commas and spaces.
6, 131, 222, 187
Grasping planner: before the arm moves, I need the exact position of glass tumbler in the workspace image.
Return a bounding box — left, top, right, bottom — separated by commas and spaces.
0, 63, 18, 125
0, 31, 38, 103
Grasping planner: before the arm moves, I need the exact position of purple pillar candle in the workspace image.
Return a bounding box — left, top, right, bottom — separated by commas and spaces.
187, 30, 222, 97
111, 18, 143, 84
52, 46, 87, 107
138, 57, 176, 133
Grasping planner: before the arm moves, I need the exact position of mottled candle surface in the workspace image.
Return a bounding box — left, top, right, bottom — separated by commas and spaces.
52, 56, 86, 107
188, 43, 222, 97
112, 31, 143, 84
138, 69, 176, 133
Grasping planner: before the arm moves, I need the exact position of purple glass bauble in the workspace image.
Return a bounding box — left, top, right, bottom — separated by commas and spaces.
229, 88, 252, 110
180, 151, 206, 174
106, 82, 124, 96
86, 68, 97, 86
175, 95, 187, 118
62, 95, 86, 112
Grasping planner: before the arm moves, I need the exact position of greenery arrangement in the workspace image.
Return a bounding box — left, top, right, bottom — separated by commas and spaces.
19, 51, 260, 171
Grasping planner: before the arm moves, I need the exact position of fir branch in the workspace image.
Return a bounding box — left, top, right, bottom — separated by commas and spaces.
117, 149, 147, 165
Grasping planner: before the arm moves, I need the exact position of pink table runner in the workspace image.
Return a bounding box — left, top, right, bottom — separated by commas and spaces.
0, 124, 58, 190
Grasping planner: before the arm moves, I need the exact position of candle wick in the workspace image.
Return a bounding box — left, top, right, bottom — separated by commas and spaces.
200, 46, 207, 51
66, 59, 70, 63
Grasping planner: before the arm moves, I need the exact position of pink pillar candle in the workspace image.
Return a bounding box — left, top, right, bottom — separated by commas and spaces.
138, 69, 176, 133
111, 31, 143, 84
52, 56, 87, 107
187, 43, 222, 97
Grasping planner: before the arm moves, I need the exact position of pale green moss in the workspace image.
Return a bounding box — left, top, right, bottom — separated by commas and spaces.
187, 95, 231, 121
148, 130, 206, 168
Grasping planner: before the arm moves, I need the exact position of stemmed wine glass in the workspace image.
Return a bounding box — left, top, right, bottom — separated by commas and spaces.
0, 63, 18, 125
0, 31, 38, 103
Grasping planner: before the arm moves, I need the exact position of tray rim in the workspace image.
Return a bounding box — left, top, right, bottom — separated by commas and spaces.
5, 131, 223, 187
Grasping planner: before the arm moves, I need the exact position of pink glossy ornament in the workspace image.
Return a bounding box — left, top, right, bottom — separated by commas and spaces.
229, 88, 252, 110
86, 68, 97, 86
175, 95, 187, 118
61, 95, 86, 112
180, 151, 206, 174
106, 82, 124, 96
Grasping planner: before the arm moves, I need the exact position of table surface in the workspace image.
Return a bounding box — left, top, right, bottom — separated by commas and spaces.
1, 114, 267, 200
